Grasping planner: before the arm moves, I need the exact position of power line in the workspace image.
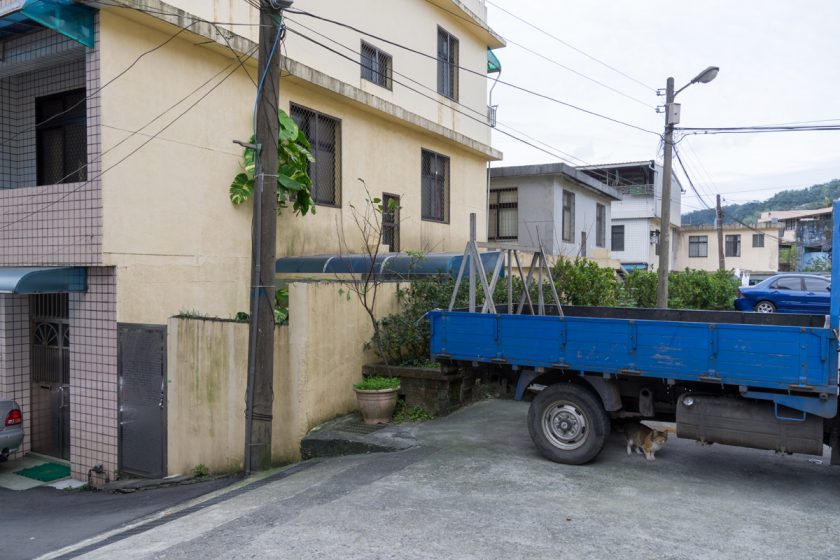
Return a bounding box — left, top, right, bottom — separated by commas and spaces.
484, 0, 656, 92
673, 145, 711, 209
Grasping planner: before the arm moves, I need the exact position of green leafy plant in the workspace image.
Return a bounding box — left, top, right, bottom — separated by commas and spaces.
229, 109, 315, 216
192, 464, 209, 477
623, 270, 657, 308
353, 376, 401, 391
392, 401, 434, 423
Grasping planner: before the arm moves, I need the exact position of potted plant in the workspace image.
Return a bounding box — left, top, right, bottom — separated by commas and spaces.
353, 376, 401, 424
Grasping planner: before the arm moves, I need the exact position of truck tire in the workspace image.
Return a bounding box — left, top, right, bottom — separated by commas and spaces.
528, 383, 610, 465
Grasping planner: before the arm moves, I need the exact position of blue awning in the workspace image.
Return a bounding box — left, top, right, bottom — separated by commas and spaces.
621, 263, 649, 272
0, 0, 95, 47
276, 252, 504, 279
0, 266, 87, 294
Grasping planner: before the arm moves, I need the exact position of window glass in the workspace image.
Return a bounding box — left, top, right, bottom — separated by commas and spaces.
772, 277, 802, 290
437, 28, 459, 100
611, 225, 624, 251
804, 277, 829, 292
421, 150, 449, 222
290, 104, 341, 206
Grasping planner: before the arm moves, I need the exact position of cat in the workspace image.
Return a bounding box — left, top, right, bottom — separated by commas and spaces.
624, 422, 668, 461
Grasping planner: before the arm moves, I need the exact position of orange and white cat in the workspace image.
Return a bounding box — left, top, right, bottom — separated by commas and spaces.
624, 422, 668, 461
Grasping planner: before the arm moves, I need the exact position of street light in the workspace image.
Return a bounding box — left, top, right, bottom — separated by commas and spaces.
655, 66, 719, 309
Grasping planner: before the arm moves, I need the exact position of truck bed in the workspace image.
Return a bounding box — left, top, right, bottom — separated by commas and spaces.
429, 306, 838, 399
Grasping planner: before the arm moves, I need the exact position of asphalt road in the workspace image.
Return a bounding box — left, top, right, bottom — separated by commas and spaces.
51, 399, 840, 560
0, 475, 236, 560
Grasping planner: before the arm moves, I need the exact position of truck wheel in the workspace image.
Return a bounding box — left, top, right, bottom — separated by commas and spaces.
528, 383, 610, 465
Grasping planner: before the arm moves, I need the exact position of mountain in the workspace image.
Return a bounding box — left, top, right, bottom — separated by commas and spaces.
681, 179, 840, 226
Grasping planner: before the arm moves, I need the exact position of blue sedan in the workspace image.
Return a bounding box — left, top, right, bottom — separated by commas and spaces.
734, 273, 831, 314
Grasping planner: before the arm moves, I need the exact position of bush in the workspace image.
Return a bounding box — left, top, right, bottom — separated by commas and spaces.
623, 270, 657, 308
551, 258, 619, 306
353, 376, 400, 391
668, 269, 739, 310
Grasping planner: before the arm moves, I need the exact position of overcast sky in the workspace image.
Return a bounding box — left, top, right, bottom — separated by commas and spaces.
485, 0, 840, 215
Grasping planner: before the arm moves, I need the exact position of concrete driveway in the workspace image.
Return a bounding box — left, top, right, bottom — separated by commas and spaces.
52, 399, 840, 560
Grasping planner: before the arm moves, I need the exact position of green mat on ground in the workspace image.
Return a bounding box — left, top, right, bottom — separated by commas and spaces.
15, 462, 70, 482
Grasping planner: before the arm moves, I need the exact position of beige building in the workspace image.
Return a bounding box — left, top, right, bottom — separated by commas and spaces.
0, 0, 503, 480
674, 224, 779, 274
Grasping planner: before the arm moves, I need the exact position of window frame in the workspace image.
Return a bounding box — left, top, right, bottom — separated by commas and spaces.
595, 203, 606, 248
752, 233, 765, 248
611, 224, 625, 252
724, 234, 741, 257
688, 235, 709, 258
771, 276, 803, 291
561, 190, 575, 243
803, 276, 829, 292
488, 188, 518, 241
35, 88, 87, 186
360, 41, 392, 90
381, 192, 400, 252
289, 103, 342, 208
420, 149, 450, 223
436, 26, 459, 101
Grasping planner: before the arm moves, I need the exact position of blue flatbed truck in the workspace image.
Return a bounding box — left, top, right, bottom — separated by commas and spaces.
428, 202, 840, 466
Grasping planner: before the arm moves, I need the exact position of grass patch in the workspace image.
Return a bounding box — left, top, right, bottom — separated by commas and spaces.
392, 401, 434, 424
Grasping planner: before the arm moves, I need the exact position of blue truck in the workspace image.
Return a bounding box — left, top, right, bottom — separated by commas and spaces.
429, 203, 840, 466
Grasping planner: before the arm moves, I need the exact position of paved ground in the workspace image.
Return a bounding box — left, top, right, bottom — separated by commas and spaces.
48, 399, 840, 560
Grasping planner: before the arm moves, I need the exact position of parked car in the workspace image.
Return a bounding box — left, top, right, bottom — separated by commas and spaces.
0, 399, 23, 461
734, 273, 831, 314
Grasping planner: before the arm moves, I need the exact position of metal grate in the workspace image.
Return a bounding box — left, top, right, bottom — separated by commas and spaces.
337, 420, 387, 435
360, 41, 392, 89
290, 103, 341, 207
421, 149, 449, 223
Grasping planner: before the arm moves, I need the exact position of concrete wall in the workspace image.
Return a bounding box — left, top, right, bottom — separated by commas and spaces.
98, 9, 493, 326
166, 280, 400, 475
675, 225, 779, 273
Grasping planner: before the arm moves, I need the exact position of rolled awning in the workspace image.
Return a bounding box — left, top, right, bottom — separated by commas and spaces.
0, 266, 87, 294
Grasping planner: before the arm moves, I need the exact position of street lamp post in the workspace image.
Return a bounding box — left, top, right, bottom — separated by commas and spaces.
655, 66, 719, 309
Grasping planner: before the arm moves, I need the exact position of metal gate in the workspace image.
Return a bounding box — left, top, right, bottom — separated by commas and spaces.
118, 324, 167, 478
30, 294, 70, 460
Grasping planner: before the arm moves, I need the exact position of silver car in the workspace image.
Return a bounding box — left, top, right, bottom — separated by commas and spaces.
0, 399, 23, 461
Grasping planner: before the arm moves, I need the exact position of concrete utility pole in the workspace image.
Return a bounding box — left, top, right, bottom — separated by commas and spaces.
244, 0, 291, 475
656, 77, 675, 309
716, 194, 726, 270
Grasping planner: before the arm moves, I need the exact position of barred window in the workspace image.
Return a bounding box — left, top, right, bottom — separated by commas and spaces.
562, 190, 575, 242
689, 235, 708, 257
489, 188, 517, 240
382, 193, 400, 252
290, 103, 341, 206
421, 149, 449, 222
611, 225, 624, 251
752, 233, 765, 248
725, 234, 741, 257
596, 203, 606, 247
361, 41, 392, 89
36, 88, 87, 185
437, 27, 459, 100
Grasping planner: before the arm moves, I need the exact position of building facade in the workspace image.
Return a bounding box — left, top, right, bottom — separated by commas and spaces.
0, 0, 502, 480
674, 224, 779, 275
579, 161, 681, 272
758, 207, 832, 271
488, 163, 621, 261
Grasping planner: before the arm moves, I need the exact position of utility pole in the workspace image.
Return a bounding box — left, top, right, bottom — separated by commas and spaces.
244, 0, 291, 475
656, 77, 675, 308
716, 194, 726, 270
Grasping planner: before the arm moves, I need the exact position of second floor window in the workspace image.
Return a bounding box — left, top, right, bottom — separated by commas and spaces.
596, 203, 606, 247
291, 104, 341, 206
421, 149, 449, 222
752, 233, 765, 247
611, 225, 624, 251
489, 188, 517, 240
361, 41, 392, 89
437, 27, 459, 100
562, 191, 575, 242
725, 234, 741, 257
36, 89, 87, 185
689, 235, 708, 257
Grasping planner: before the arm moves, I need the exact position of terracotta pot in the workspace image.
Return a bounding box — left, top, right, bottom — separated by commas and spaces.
354, 387, 400, 425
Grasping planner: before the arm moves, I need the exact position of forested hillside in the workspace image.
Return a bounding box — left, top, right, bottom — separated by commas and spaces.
682, 179, 840, 225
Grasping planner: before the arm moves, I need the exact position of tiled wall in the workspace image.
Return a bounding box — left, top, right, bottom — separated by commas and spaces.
0, 294, 31, 458
69, 267, 118, 481
0, 25, 101, 266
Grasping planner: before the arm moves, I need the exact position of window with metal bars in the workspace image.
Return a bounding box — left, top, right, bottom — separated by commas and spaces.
36, 88, 87, 185
361, 41, 392, 89
488, 188, 517, 240
725, 234, 741, 257
596, 203, 606, 247
611, 225, 624, 251
381, 193, 400, 252
752, 233, 765, 248
437, 27, 459, 100
562, 190, 575, 242
290, 103, 341, 206
421, 149, 449, 223
689, 235, 708, 257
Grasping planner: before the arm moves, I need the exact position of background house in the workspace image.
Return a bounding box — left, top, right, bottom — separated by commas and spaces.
674, 224, 779, 275
488, 163, 621, 262
758, 207, 832, 271
579, 161, 682, 272
0, 0, 503, 481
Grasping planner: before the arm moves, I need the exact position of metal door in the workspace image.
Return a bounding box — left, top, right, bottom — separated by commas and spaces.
118, 324, 167, 478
